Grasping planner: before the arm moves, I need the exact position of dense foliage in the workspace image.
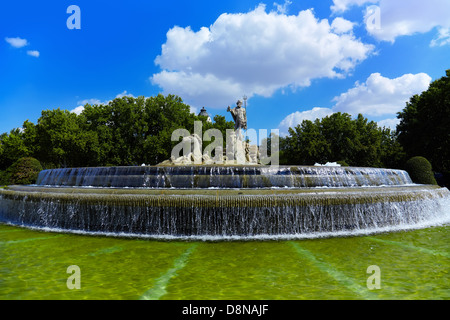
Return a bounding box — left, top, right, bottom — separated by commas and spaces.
279, 113, 405, 168
6, 157, 43, 185
0, 94, 234, 171
0, 170, 7, 186
397, 70, 450, 174
404, 156, 438, 185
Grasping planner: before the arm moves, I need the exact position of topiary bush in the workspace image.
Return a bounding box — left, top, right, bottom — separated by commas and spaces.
6, 157, 43, 185
405, 156, 437, 185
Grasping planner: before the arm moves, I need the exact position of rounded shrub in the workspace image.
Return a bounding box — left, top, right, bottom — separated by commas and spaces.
6, 157, 43, 185
405, 156, 437, 185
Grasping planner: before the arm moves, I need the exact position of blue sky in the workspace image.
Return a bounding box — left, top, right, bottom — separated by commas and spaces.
1, 0, 449, 136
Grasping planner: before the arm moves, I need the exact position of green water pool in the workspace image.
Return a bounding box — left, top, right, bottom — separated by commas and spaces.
0, 223, 448, 300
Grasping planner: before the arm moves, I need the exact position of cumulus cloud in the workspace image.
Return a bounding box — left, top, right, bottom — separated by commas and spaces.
331, 0, 450, 45
332, 72, 431, 116
278, 72, 431, 134
377, 118, 400, 130
70, 106, 85, 115
273, 0, 292, 14
331, 17, 356, 34
367, 0, 450, 44
331, 0, 377, 13
26, 50, 40, 58
151, 4, 374, 109
278, 107, 334, 136
5, 36, 28, 48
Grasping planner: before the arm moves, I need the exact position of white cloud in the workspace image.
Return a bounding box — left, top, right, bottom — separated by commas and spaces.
71, 106, 85, 115
331, 0, 450, 45
77, 98, 104, 106
26, 50, 40, 58
331, 0, 377, 13
273, 0, 292, 14
331, 17, 356, 34
367, 0, 450, 43
151, 5, 374, 110
5, 36, 28, 48
152, 71, 247, 109
430, 27, 450, 47
71, 91, 136, 114
332, 72, 432, 116
115, 90, 135, 99
377, 118, 400, 130
6, 36, 41, 57
189, 105, 199, 115
278, 107, 334, 136
278, 72, 431, 135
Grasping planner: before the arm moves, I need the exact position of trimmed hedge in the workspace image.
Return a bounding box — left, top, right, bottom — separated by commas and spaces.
405, 156, 437, 185
6, 157, 43, 185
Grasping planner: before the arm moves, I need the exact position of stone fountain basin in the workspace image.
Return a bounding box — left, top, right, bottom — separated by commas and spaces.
1, 184, 448, 239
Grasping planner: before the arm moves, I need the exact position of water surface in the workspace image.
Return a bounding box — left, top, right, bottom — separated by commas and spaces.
1, 223, 448, 300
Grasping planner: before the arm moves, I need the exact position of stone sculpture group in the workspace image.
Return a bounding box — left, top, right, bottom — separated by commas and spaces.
160, 100, 260, 165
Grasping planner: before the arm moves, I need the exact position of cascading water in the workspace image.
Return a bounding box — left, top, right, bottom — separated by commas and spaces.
1, 165, 449, 240
35, 166, 414, 189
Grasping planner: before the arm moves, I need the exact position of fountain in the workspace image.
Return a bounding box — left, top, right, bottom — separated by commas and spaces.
0, 103, 449, 240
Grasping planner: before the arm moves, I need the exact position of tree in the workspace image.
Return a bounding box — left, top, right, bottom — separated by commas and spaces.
283, 119, 329, 165
78, 103, 114, 166
280, 112, 404, 168
350, 114, 382, 167
141, 94, 198, 165
80, 94, 200, 166
0, 129, 31, 170
35, 108, 100, 168
21, 120, 39, 159
321, 113, 361, 165
397, 69, 450, 174
379, 128, 406, 170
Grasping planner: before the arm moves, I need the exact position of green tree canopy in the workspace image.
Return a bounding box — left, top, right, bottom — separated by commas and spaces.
52, 94, 201, 167
280, 112, 404, 168
397, 69, 450, 173
0, 128, 31, 169
34, 108, 100, 168
0, 94, 234, 170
